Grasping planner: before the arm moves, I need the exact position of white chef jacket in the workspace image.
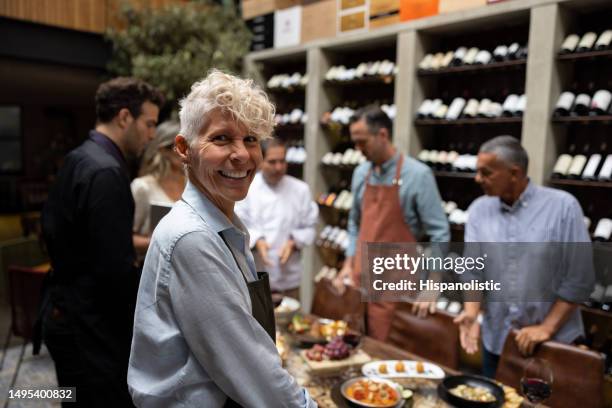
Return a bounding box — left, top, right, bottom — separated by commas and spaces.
235, 173, 319, 291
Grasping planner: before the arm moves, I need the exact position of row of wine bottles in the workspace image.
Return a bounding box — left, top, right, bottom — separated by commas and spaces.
552, 151, 612, 181
416, 94, 526, 120
590, 218, 612, 242
553, 90, 612, 117
325, 60, 397, 82
419, 43, 528, 70
267, 72, 307, 90
418, 150, 478, 172
321, 103, 396, 125
316, 225, 349, 252
560, 30, 612, 54
275, 108, 307, 125
441, 200, 469, 225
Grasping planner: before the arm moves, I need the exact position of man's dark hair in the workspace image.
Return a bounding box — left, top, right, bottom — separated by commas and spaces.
349, 105, 393, 137
95, 77, 164, 123
261, 138, 286, 158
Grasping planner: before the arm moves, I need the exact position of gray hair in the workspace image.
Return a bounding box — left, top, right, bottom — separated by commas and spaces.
139, 120, 180, 179
178, 69, 275, 145
479, 135, 529, 172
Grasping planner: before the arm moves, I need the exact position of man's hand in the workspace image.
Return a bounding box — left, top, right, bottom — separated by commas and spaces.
255, 239, 272, 266
412, 301, 436, 318
332, 261, 354, 294
453, 312, 480, 354
279, 239, 296, 265
515, 325, 552, 356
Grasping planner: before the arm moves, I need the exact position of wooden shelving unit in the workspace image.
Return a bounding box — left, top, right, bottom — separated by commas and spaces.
557, 48, 612, 61
548, 178, 612, 188
417, 58, 527, 77
323, 76, 394, 87
415, 117, 523, 126
551, 115, 612, 124
434, 171, 477, 179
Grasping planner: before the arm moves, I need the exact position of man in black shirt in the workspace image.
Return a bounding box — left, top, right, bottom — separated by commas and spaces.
39, 77, 163, 407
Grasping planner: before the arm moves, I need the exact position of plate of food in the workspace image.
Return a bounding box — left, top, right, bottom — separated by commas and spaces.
289, 315, 349, 346
340, 377, 405, 408
302, 337, 371, 376
437, 375, 504, 408
362, 360, 445, 379
274, 297, 300, 326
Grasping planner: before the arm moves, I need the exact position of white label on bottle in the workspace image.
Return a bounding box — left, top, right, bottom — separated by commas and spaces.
441, 51, 454, 67
428, 150, 439, 163
591, 90, 612, 112
561, 34, 580, 52
428, 99, 442, 116
516, 94, 527, 112
556, 92, 575, 110
488, 103, 503, 118
446, 98, 466, 120
575, 93, 592, 109
419, 54, 434, 70
475, 50, 492, 64
417, 99, 433, 116
568, 154, 587, 176
595, 30, 612, 48
578, 32, 597, 50
598, 154, 612, 180
502, 94, 520, 113
593, 218, 612, 240
453, 47, 467, 60
583, 154, 602, 178
437, 151, 448, 164
477, 99, 492, 116
493, 45, 508, 58
553, 154, 573, 175
431, 53, 445, 70
418, 150, 430, 162
508, 42, 520, 55
434, 104, 448, 119
464, 99, 480, 117
447, 151, 459, 164
463, 47, 480, 64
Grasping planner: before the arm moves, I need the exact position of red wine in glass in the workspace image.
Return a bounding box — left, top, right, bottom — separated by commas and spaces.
521, 378, 552, 403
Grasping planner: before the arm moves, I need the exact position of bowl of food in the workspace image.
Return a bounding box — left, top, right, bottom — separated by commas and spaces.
340, 377, 402, 408
438, 375, 504, 408
274, 296, 300, 326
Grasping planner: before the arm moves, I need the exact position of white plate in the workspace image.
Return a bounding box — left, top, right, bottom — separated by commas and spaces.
362, 360, 445, 380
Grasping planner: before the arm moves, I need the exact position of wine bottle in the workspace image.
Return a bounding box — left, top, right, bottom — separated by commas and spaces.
560, 34, 580, 54
462, 99, 480, 118
441, 51, 454, 68
463, 47, 479, 65
515, 94, 527, 117
590, 90, 612, 115
582, 153, 602, 180
493, 45, 508, 61
446, 97, 466, 120
568, 146, 588, 179
451, 47, 467, 66
593, 218, 612, 242
477, 98, 492, 117
507, 42, 520, 60
437, 150, 449, 170
598, 154, 612, 181
427, 99, 443, 118
516, 46, 529, 60
552, 154, 573, 178
577, 32, 597, 52
554, 92, 575, 116
573, 93, 591, 116
417, 150, 430, 163
488, 102, 503, 118
416, 99, 433, 119
427, 150, 439, 167
502, 94, 520, 117
474, 50, 492, 65
430, 52, 445, 70
433, 104, 449, 119
419, 54, 434, 70
595, 30, 612, 50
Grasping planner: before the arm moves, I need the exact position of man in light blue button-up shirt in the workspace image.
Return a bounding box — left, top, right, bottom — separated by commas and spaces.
454, 136, 594, 378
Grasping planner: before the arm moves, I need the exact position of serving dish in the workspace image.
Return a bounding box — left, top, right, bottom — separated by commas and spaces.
437, 375, 504, 408
362, 360, 445, 380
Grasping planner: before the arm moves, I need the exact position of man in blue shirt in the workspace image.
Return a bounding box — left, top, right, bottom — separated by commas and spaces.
454, 135, 594, 378
334, 106, 449, 340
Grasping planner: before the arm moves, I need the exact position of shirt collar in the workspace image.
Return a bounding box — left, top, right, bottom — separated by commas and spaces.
89, 130, 128, 171
375, 152, 400, 175
499, 179, 534, 213
181, 180, 244, 234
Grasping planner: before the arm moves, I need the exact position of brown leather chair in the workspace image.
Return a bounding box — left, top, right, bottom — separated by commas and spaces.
496, 330, 606, 408
386, 302, 460, 369
311, 278, 365, 329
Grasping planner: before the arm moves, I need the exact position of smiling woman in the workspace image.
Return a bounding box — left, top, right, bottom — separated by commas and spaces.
128, 70, 316, 407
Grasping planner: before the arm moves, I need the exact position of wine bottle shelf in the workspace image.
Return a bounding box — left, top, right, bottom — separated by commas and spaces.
548, 178, 612, 188
433, 171, 477, 179
267, 86, 305, 94
324, 76, 394, 87
557, 49, 612, 62
417, 59, 527, 77
551, 115, 612, 124
276, 124, 305, 132
318, 203, 349, 215
415, 117, 523, 126
320, 163, 358, 173
316, 244, 345, 266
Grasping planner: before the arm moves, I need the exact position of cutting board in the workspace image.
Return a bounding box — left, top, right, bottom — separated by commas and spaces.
301, 349, 372, 376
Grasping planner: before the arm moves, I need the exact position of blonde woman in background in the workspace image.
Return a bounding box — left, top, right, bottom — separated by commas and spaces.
131, 120, 186, 256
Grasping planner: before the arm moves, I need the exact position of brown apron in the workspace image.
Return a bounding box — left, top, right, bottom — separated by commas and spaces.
222, 235, 276, 408
352, 154, 417, 341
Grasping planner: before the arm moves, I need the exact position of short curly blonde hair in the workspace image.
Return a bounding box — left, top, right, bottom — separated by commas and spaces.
178, 69, 275, 144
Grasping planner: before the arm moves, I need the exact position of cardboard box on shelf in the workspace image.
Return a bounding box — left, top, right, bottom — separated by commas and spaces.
369, 12, 400, 29
439, 0, 486, 13
339, 10, 367, 33
242, 0, 301, 20
274, 6, 302, 48
301, 0, 336, 44
341, 0, 367, 10
370, 0, 399, 17
399, 0, 438, 21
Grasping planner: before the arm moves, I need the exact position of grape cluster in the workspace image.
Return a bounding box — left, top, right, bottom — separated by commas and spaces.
324, 337, 351, 360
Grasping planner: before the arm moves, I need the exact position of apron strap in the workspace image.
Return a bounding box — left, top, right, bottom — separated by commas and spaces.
219, 233, 252, 285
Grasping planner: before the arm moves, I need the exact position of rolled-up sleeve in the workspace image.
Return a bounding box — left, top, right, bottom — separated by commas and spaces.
169, 231, 316, 407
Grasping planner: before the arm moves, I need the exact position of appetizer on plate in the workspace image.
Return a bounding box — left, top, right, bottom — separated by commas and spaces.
341, 377, 401, 408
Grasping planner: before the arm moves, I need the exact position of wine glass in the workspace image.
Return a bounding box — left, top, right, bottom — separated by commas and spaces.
520, 358, 553, 406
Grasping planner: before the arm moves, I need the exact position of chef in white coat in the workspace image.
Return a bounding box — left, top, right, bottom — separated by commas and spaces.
236, 138, 318, 299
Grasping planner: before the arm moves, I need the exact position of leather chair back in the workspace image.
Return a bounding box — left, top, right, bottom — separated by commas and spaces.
386, 302, 460, 369
311, 278, 365, 329
496, 330, 605, 408
8, 265, 47, 340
